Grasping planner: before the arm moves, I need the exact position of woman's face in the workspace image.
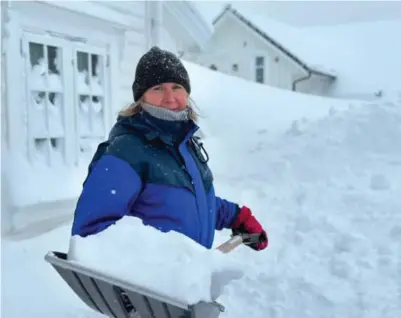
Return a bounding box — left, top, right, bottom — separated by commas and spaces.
143, 82, 189, 111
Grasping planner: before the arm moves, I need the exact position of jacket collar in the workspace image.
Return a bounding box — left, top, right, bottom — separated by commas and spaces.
109, 110, 199, 146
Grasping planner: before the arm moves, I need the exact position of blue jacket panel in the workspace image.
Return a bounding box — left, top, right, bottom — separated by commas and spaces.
71, 111, 240, 248
71, 154, 142, 237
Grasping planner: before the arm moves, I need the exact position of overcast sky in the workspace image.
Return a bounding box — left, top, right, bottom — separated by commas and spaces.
192, 1, 401, 26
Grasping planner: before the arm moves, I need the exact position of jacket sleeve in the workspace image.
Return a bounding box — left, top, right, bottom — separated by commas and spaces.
71, 154, 143, 237
215, 196, 241, 230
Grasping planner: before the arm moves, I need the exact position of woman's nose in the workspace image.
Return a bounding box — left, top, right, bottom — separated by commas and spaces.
163, 89, 174, 101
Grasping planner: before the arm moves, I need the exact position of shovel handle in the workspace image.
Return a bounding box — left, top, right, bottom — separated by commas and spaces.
216, 233, 262, 254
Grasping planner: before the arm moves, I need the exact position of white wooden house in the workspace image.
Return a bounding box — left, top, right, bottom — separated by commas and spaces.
188, 4, 337, 96
1, 0, 212, 236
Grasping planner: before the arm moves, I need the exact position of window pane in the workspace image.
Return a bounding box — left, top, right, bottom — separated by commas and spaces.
91, 96, 104, 136
79, 95, 91, 136
29, 42, 44, 71
29, 42, 46, 89
48, 92, 64, 137
30, 91, 47, 138
90, 54, 104, 95
34, 138, 49, 163
256, 68, 264, 83
256, 56, 264, 66
47, 45, 63, 91
50, 137, 65, 163
77, 51, 90, 93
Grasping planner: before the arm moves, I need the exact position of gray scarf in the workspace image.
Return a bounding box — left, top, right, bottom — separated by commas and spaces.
141, 103, 190, 122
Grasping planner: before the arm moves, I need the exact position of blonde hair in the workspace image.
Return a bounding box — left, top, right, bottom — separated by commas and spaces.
118, 97, 200, 122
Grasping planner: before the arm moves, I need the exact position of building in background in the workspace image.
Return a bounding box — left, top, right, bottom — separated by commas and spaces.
188, 4, 401, 100
187, 5, 337, 97
1, 0, 211, 236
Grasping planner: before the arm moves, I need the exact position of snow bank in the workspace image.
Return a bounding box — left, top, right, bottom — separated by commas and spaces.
2, 153, 89, 207
184, 60, 365, 179
68, 216, 244, 305
184, 62, 401, 317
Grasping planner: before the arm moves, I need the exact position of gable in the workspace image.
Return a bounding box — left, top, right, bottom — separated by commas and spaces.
211, 11, 303, 72
213, 5, 336, 79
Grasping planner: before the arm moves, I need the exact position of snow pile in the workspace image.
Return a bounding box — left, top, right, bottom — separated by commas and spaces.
68, 216, 244, 305
194, 97, 401, 316
187, 61, 401, 317
3, 153, 90, 207
184, 61, 355, 137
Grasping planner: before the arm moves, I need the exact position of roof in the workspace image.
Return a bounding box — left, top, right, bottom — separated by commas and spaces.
212, 4, 337, 79
164, 1, 213, 51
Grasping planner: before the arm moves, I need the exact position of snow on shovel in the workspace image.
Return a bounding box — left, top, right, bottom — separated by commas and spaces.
44, 233, 260, 318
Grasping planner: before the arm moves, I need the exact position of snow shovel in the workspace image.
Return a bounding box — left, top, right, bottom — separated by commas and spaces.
44, 233, 260, 318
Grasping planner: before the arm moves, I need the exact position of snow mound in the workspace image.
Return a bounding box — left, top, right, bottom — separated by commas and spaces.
267, 99, 401, 184
206, 98, 401, 318
68, 216, 244, 305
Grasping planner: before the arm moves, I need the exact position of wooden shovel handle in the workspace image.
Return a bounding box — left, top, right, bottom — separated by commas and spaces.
216, 233, 262, 254
216, 235, 244, 254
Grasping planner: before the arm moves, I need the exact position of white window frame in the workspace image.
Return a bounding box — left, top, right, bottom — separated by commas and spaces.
21, 32, 111, 167
72, 42, 110, 166
3, 2, 122, 162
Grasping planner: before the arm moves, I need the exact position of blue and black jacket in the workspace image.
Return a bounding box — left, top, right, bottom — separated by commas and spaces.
71, 110, 240, 249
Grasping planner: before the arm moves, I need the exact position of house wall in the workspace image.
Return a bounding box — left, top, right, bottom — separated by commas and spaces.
294, 73, 334, 96
1, 0, 149, 235
102, 1, 149, 111
190, 12, 334, 96
191, 13, 304, 90
1, 1, 8, 149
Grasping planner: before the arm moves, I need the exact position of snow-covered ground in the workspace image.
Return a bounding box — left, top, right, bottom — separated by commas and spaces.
2, 62, 401, 318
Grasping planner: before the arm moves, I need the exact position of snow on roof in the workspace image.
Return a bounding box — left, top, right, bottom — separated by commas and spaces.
302, 19, 401, 97
214, 4, 338, 78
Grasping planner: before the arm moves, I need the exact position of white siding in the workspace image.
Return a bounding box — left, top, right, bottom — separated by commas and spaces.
295, 74, 334, 96
191, 13, 332, 96
1, 1, 8, 150
1, 0, 149, 234
94, 1, 149, 115
193, 14, 304, 90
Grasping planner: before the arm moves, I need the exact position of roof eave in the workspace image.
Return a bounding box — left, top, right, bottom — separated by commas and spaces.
309, 68, 337, 80
164, 1, 213, 52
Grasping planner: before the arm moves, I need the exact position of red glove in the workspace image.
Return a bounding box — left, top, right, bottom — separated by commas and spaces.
231, 206, 268, 251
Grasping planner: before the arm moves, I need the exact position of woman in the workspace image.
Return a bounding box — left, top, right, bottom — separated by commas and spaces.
71, 46, 268, 251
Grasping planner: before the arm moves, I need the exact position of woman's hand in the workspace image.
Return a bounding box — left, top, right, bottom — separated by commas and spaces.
231, 206, 268, 251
